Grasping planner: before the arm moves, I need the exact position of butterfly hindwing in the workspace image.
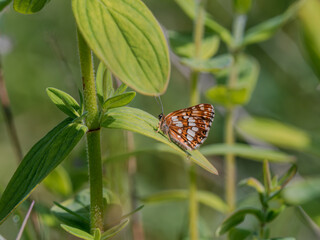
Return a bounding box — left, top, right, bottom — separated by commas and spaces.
162, 104, 215, 150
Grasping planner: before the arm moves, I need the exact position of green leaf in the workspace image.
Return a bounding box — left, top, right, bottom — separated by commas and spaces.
299, 0, 320, 82
101, 107, 218, 174
228, 228, 252, 240
233, 0, 252, 14
96, 62, 109, 105
181, 54, 232, 73
278, 165, 297, 188
72, 0, 170, 96
216, 208, 263, 236
0, 118, 87, 224
237, 117, 311, 150
200, 143, 295, 163
174, 0, 232, 46
283, 178, 320, 205
142, 190, 228, 213
114, 83, 128, 96
206, 86, 247, 107
43, 166, 73, 197
168, 31, 220, 60
61, 224, 93, 240
103, 92, 136, 111
266, 205, 286, 222
101, 219, 129, 239
47, 88, 80, 118
242, 1, 304, 46
0, 0, 11, 12
13, 0, 50, 14
240, 177, 265, 194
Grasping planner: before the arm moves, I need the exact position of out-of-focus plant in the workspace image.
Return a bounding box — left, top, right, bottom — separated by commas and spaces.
216, 161, 297, 240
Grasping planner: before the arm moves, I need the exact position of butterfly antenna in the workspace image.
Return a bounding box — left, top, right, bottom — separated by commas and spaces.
155, 95, 164, 114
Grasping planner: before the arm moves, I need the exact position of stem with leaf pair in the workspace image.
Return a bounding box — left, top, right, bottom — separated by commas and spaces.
225, 13, 247, 212
189, 0, 206, 239
77, 30, 104, 232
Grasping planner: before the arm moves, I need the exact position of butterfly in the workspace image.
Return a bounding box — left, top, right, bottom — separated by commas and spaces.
157, 104, 215, 150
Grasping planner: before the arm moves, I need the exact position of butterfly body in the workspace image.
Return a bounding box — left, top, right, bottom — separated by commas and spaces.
158, 104, 215, 150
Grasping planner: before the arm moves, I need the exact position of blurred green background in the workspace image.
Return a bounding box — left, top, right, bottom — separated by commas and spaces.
1, 0, 320, 239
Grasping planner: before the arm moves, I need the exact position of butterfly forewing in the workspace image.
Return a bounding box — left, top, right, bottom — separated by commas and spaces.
160, 104, 215, 150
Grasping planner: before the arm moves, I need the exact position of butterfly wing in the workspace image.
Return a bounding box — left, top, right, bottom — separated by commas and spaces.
165, 104, 215, 150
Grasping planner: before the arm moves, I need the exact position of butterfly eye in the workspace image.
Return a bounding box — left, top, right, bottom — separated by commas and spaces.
158, 113, 163, 120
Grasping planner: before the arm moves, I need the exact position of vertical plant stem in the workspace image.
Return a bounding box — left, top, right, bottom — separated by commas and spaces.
224, 13, 247, 212
77, 29, 104, 232
188, 1, 206, 239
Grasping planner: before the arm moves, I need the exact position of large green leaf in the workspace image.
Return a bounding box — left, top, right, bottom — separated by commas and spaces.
174, 0, 232, 46
13, 0, 50, 14
103, 92, 136, 111
101, 107, 218, 174
72, 0, 170, 96
200, 143, 294, 163
168, 31, 220, 60
0, 118, 87, 224
237, 117, 311, 151
299, 0, 320, 81
142, 190, 228, 213
242, 1, 304, 46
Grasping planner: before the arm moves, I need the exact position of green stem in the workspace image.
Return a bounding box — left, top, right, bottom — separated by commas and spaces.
224, 13, 247, 212
77, 29, 104, 232
188, 1, 206, 239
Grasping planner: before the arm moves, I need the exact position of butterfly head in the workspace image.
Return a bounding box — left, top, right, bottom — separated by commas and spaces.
158, 113, 164, 120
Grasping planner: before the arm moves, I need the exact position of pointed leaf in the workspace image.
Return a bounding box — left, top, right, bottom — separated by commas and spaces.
200, 143, 295, 163
13, 0, 50, 14
114, 83, 128, 96
0, 118, 87, 224
240, 177, 265, 193
96, 62, 108, 105
181, 54, 232, 73
103, 92, 136, 111
168, 31, 220, 60
216, 208, 263, 236
242, 1, 304, 46
47, 88, 80, 118
72, 0, 170, 96
93, 229, 101, 240
174, 0, 232, 46
61, 224, 93, 240
101, 219, 129, 239
101, 107, 218, 174
279, 165, 297, 188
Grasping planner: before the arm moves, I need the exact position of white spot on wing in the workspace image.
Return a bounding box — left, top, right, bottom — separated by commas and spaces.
172, 116, 178, 121
187, 129, 195, 137
175, 122, 183, 127
192, 127, 198, 132
178, 129, 182, 134
183, 116, 189, 119
189, 122, 196, 126
187, 135, 193, 141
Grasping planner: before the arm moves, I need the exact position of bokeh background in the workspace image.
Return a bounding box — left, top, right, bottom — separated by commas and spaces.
1, 0, 320, 239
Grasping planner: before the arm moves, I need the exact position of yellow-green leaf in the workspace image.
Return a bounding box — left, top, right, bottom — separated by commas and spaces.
72, 0, 170, 96
13, 0, 50, 14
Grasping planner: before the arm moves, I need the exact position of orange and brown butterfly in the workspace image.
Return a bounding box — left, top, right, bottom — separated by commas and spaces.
157, 104, 215, 150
